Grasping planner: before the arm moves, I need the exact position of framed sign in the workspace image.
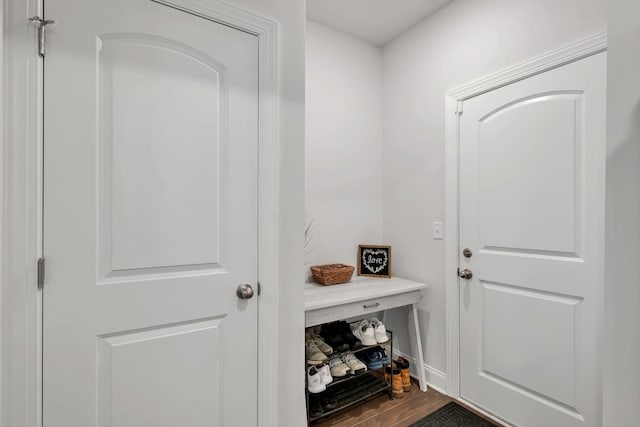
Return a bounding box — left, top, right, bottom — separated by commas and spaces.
358, 245, 392, 278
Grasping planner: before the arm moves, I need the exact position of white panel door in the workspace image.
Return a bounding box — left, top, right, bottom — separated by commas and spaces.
459, 53, 606, 426
43, 0, 258, 426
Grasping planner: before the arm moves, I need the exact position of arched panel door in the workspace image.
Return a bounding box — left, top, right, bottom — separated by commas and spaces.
43, 1, 259, 426
459, 53, 606, 426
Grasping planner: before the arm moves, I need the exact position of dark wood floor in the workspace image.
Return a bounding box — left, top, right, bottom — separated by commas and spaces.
312, 381, 499, 427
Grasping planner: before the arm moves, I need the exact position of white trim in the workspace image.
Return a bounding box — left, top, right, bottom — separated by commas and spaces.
448, 32, 607, 101
0, 1, 5, 423
444, 94, 460, 398
444, 32, 608, 399
1, 1, 282, 426
2, 1, 43, 426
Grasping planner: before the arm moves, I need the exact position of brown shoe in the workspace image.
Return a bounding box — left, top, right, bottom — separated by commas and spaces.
396, 357, 411, 392
385, 363, 403, 398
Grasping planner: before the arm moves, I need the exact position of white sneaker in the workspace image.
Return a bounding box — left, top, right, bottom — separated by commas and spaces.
329, 357, 350, 377
350, 320, 377, 346
306, 340, 327, 365
342, 352, 367, 375
307, 366, 326, 393
318, 363, 333, 385
370, 317, 389, 343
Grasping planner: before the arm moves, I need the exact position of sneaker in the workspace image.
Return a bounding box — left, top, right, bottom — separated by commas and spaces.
370, 318, 389, 343
350, 320, 377, 346
307, 366, 326, 393
306, 340, 327, 365
328, 357, 350, 377
318, 363, 333, 385
342, 352, 367, 375
311, 335, 333, 356
362, 349, 384, 370
375, 346, 389, 365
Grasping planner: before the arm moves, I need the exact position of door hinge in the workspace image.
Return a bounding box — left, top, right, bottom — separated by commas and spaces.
455, 100, 464, 116
28, 16, 56, 57
37, 257, 46, 290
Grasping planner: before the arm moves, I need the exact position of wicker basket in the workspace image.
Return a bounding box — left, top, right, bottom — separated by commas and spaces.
310, 264, 354, 286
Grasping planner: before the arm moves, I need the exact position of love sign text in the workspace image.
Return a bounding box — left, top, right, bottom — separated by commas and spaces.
358, 245, 391, 278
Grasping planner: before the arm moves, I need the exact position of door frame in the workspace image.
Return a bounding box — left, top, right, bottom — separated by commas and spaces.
0, 1, 283, 426
444, 32, 608, 400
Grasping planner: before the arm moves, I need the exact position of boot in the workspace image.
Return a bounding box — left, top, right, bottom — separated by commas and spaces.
385, 363, 403, 398
396, 356, 411, 392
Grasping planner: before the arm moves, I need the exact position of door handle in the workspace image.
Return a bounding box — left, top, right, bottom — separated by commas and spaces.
236, 284, 255, 300
458, 269, 473, 280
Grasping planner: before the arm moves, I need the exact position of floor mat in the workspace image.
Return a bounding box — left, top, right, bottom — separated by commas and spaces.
408, 402, 497, 427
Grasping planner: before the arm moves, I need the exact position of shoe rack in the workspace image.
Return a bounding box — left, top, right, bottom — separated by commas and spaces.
304, 277, 429, 393
305, 325, 394, 424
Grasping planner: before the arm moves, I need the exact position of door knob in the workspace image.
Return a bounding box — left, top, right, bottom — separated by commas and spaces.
236, 284, 255, 300
458, 269, 473, 280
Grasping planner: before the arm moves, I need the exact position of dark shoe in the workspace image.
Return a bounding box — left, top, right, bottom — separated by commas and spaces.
371, 345, 389, 365
320, 390, 338, 411
336, 321, 362, 349
308, 395, 323, 418
362, 349, 384, 370
319, 322, 349, 352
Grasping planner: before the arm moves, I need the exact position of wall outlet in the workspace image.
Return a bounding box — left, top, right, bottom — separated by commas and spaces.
432, 221, 443, 240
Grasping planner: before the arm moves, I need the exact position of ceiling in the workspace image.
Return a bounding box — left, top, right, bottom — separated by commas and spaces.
306, 0, 453, 46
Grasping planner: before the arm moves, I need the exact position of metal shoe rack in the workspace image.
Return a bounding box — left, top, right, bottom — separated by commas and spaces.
306, 328, 393, 424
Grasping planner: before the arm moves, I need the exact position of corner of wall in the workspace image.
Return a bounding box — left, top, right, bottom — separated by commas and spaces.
603, 0, 640, 422
0, 0, 6, 423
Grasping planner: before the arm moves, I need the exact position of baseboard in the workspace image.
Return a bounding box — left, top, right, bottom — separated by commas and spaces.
391, 348, 448, 394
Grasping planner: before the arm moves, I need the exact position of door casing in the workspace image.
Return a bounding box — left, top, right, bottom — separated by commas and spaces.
444, 32, 608, 416
0, 1, 283, 426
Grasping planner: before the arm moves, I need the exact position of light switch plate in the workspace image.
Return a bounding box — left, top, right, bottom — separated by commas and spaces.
433, 221, 443, 240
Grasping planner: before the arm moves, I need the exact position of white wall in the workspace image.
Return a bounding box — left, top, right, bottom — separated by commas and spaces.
603, 0, 640, 423
381, 0, 607, 389
305, 20, 384, 270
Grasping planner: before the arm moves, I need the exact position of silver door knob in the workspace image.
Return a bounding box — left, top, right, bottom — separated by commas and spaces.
458, 269, 473, 280
236, 284, 254, 299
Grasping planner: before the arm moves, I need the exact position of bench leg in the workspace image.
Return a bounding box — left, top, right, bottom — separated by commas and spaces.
408, 303, 428, 392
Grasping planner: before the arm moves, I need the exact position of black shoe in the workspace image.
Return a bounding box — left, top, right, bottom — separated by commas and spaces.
336, 321, 362, 350
320, 390, 338, 411
319, 322, 349, 352
308, 395, 323, 418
